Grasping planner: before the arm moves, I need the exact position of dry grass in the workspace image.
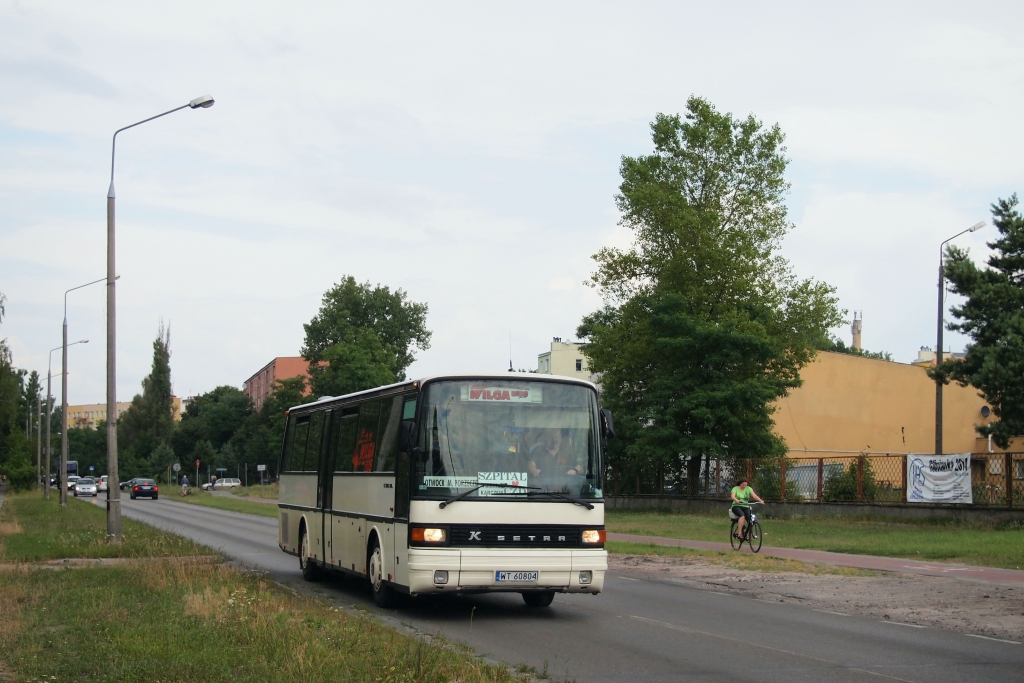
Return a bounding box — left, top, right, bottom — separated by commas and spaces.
0, 521, 22, 535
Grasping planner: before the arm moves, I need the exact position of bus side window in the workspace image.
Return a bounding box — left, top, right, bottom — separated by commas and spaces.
375, 395, 402, 473
332, 408, 359, 473
306, 411, 326, 472
354, 401, 381, 472
394, 393, 417, 520
282, 415, 309, 472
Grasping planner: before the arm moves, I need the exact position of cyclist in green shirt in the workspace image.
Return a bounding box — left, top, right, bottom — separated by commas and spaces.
730, 478, 764, 540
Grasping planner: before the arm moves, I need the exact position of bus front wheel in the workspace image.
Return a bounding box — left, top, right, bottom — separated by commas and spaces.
368, 539, 398, 608
522, 591, 555, 607
299, 526, 322, 582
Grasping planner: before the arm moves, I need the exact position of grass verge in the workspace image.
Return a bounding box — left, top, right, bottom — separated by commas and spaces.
606, 540, 874, 575
0, 491, 211, 562
605, 509, 1024, 569
170, 491, 278, 518
0, 561, 528, 682
228, 483, 279, 499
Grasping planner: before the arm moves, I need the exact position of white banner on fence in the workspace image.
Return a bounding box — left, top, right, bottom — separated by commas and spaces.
906, 453, 972, 504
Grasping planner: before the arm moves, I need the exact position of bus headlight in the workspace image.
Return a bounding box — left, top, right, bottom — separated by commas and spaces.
579, 571, 592, 584
434, 570, 449, 585
581, 529, 606, 545
411, 527, 447, 544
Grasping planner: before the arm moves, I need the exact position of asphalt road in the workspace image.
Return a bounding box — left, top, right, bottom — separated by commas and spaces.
102, 497, 1024, 682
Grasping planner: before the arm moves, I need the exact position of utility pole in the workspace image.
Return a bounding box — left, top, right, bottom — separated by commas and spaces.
35, 398, 41, 491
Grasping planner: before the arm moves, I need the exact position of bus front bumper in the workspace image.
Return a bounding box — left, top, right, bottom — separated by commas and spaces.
407, 547, 607, 595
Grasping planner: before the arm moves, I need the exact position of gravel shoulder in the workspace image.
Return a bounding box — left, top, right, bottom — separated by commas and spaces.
611, 553, 1024, 642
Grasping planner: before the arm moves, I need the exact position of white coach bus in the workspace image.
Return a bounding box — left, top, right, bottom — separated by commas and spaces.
277, 373, 613, 608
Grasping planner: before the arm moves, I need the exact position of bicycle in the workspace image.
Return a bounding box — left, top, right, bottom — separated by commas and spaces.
180, 486, 194, 497
729, 501, 763, 553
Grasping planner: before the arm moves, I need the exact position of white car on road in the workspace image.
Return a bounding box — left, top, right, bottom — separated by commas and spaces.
74, 477, 98, 497
97, 475, 109, 493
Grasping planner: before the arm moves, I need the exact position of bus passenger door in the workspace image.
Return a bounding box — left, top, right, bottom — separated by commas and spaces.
328, 410, 359, 570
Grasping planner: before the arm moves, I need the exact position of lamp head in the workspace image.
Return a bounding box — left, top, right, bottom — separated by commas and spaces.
189, 95, 215, 109
970, 221, 986, 232
78, 339, 89, 344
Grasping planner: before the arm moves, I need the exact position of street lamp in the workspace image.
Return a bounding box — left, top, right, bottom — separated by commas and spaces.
105, 94, 214, 541
62, 276, 111, 507
47, 339, 87, 504
935, 220, 986, 454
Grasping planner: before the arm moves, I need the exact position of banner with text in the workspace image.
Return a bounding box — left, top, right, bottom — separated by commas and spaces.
907, 453, 972, 504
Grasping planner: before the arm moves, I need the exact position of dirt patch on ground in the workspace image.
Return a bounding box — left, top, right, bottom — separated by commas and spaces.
611, 553, 1024, 641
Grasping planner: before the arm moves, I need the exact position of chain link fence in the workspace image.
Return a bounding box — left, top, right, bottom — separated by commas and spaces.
661, 453, 1023, 507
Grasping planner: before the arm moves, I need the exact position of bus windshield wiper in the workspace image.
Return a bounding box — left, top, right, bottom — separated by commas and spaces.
438, 483, 538, 509
525, 490, 595, 510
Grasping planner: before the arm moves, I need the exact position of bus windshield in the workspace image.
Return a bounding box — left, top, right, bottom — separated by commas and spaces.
414, 380, 603, 501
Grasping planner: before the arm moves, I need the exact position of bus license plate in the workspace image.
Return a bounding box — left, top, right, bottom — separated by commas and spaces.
495, 571, 539, 583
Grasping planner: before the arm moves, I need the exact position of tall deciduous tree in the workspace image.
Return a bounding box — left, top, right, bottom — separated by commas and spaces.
933, 195, 1024, 448
579, 99, 842, 493
302, 277, 431, 397
118, 324, 176, 476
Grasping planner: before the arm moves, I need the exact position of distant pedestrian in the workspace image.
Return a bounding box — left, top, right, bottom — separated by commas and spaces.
181, 474, 189, 494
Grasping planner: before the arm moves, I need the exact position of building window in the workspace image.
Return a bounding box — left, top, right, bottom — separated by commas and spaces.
576, 359, 583, 372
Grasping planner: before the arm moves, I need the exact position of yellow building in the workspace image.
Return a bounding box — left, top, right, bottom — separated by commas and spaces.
536, 338, 596, 383
772, 351, 991, 457
68, 396, 183, 430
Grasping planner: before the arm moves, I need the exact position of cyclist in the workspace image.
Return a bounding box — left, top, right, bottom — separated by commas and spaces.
730, 477, 764, 541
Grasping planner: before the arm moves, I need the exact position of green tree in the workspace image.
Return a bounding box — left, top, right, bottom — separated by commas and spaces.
819, 337, 893, 362
932, 195, 1024, 448
302, 277, 431, 398
228, 376, 313, 478
191, 439, 217, 479
118, 324, 175, 475
148, 441, 176, 478
0, 291, 28, 480
171, 385, 252, 461
67, 425, 107, 477
579, 99, 842, 493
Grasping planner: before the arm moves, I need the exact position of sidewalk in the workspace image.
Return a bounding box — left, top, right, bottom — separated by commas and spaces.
607, 532, 1024, 586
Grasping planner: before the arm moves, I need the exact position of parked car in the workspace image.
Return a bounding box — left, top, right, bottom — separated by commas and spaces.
66, 475, 81, 491
120, 478, 137, 491
97, 475, 109, 493
129, 478, 159, 500
201, 478, 241, 491
74, 477, 98, 497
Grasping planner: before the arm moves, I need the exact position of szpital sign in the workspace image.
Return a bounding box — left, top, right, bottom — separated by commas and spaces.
907, 454, 972, 504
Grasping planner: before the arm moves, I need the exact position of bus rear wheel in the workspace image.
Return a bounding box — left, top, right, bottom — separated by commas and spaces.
522, 591, 555, 607
368, 539, 398, 608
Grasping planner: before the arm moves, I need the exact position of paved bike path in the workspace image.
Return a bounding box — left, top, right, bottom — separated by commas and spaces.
607, 532, 1024, 585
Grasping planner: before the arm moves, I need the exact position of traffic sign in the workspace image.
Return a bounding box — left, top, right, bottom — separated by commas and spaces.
196, 460, 200, 468
172, 463, 181, 472
257, 464, 266, 472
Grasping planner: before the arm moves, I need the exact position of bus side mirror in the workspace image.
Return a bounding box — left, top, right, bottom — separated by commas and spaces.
600, 409, 615, 440
399, 420, 416, 452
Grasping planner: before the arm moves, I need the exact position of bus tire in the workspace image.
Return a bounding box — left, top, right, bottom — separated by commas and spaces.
299, 524, 322, 582
368, 538, 398, 608
522, 591, 555, 607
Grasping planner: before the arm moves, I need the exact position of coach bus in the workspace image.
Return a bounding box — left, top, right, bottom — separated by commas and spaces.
277, 373, 612, 608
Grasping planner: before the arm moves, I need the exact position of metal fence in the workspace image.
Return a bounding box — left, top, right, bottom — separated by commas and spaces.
667, 453, 1024, 507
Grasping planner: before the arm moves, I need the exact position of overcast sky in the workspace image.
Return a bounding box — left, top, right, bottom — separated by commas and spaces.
2, 1, 1021, 405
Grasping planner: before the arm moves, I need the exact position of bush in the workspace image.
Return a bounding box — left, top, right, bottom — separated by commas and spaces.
823, 457, 878, 502
0, 432, 37, 491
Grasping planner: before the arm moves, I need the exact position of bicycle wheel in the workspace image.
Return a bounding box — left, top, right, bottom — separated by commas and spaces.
730, 520, 742, 550
748, 521, 763, 553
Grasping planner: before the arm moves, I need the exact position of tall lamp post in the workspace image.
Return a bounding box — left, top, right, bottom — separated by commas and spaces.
935, 221, 987, 455
106, 94, 214, 541
47, 339, 87, 504
62, 277, 110, 504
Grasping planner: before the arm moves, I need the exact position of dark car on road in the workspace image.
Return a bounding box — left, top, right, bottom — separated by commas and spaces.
129, 478, 159, 500
120, 478, 138, 491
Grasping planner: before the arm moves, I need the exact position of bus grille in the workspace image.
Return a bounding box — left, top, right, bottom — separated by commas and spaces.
446, 525, 594, 548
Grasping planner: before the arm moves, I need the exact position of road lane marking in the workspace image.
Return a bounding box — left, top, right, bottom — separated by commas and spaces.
616, 576, 640, 581
964, 634, 1020, 645
881, 621, 925, 628
813, 609, 849, 616
629, 615, 923, 683
706, 591, 733, 596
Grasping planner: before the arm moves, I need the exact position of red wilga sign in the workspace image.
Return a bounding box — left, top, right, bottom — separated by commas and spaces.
460, 384, 543, 403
